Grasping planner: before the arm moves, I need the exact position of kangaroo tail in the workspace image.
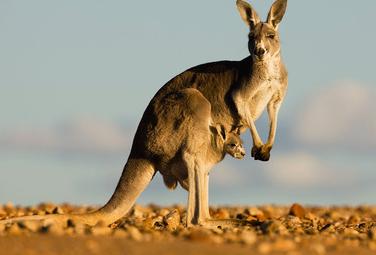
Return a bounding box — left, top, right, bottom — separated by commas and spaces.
0, 157, 156, 227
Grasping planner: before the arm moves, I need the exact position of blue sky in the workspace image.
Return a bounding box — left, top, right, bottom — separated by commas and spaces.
1, 0, 375, 206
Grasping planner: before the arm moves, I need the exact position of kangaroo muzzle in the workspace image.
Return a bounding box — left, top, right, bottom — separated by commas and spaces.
254, 45, 267, 59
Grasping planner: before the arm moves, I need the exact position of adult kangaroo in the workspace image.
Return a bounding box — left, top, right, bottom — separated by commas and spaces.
1, 0, 288, 228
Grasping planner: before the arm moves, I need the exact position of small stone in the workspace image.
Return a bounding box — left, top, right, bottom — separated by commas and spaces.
52, 207, 64, 215
164, 209, 181, 231
305, 212, 318, 221
247, 207, 264, 217
320, 223, 335, 234
18, 220, 40, 232
289, 203, 305, 218
347, 215, 360, 224
40, 222, 65, 235
260, 220, 288, 235
343, 228, 359, 238
74, 223, 90, 235
305, 226, 318, 235
131, 205, 145, 218
143, 216, 164, 230
127, 226, 143, 241
212, 208, 230, 220
239, 230, 257, 245
247, 207, 266, 221
91, 226, 112, 236
158, 208, 170, 217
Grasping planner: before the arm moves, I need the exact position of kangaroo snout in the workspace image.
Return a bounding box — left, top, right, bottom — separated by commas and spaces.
254, 46, 267, 58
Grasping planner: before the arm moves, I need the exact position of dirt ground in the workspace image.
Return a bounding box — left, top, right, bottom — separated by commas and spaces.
1, 203, 376, 255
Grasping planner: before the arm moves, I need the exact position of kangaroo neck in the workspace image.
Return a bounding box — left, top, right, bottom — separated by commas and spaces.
248, 54, 282, 82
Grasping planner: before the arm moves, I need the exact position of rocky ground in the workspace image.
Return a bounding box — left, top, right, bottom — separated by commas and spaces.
1, 203, 376, 255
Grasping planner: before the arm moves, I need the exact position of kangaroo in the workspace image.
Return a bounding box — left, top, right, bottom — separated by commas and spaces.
0, 0, 288, 228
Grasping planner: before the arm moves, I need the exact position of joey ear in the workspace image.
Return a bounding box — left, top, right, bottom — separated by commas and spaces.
266, 0, 287, 29
214, 125, 227, 142
236, 0, 260, 29
232, 126, 241, 135
210, 124, 227, 142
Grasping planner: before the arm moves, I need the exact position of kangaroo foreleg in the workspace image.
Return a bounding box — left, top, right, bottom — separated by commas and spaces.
252, 93, 283, 161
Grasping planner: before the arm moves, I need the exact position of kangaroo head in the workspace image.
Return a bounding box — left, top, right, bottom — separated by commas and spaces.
224, 132, 246, 159
236, 0, 287, 62
210, 124, 245, 159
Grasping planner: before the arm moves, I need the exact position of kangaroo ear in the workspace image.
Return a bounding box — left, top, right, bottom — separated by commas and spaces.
236, 0, 260, 29
232, 126, 241, 135
266, 0, 287, 29
214, 125, 227, 142
210, 124, 227, 142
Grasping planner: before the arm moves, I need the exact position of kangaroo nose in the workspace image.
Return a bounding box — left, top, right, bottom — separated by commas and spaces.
254, 47, 266, 57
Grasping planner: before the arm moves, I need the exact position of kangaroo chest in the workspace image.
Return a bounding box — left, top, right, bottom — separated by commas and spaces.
247, 79, 279, 119
233, 60, 283, 125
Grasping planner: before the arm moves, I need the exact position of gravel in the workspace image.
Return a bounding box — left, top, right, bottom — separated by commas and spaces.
1, 203, 376, 254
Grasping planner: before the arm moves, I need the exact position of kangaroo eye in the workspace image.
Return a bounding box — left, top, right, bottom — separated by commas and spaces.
267, 34, 275, 39
230, 143, 237, 148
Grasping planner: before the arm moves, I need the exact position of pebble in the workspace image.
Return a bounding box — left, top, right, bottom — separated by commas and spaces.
320, 223, 335, 234
289, 203, 306, 219
18, 220, 41, 232
164, 209, 181, 231
52, 206, 64, 215
91, 226, 113, 236
143, 216, 164, 230
212, 208, 230, 220
260, 220, 288, 235
343, 228, 359, 238
44, 224, 65, 236
74, 223, 90, 235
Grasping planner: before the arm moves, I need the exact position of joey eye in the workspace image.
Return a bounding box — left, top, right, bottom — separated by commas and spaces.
230, 143, 237, 148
